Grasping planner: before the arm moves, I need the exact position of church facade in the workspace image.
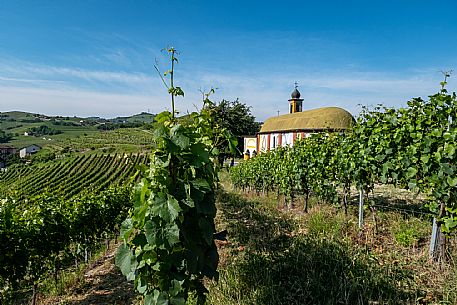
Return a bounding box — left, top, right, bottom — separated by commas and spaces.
244, 87, 354, 155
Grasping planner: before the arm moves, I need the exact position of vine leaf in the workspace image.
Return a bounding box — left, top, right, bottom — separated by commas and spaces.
165, 223, 180, 246
115, 243, 137, 281
120, 218, 133, 241
167, 195, 181, 221
447, 176, 457, 187
145, 220, 158, 245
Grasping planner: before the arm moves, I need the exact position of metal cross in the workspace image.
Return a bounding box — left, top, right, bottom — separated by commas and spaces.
294, 81, 298, 89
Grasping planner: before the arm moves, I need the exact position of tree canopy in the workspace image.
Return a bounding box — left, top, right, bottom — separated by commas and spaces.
27, 125, 62, 136
207, 99, 260, 137
0, 130, 12, 143
205, 99, 260, 158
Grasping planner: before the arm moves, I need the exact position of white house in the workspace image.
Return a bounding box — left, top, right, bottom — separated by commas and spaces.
19, 144, 41, 158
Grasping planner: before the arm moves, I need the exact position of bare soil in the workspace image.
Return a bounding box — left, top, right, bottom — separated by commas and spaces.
38, 245, 137, 305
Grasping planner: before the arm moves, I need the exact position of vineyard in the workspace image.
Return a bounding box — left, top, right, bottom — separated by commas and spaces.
55, 128, 156, 153
2, 43, 457, 304
0, 152, 151, 304
0, 187, 133, 304
0, 153, 148, 198
230, 84, 457, 259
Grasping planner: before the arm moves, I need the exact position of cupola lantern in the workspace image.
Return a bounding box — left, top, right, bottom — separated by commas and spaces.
288, 82, 304, 113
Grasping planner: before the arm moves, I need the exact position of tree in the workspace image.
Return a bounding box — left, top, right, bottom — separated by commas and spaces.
205, 99, 261, 161
27, 125, 62, 136
0, 130, 12, 143
5, 153, 21, 166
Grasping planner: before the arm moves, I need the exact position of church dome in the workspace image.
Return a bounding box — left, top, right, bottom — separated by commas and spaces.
291, 88, 301, 99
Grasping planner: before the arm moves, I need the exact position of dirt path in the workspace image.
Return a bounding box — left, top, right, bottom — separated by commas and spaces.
38, 245, 137, 305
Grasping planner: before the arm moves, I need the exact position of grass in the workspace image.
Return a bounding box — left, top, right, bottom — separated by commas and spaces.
208, 180, 457, 305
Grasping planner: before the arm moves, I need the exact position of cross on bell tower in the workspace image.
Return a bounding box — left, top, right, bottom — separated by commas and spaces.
288, 82, 304, 114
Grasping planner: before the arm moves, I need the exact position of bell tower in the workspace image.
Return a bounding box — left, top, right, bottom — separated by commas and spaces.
288, 82, 304, 114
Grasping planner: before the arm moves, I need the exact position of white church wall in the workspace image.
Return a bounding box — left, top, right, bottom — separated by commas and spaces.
259, 134, 269, 153
270, 133, 279, 150
281, 133, 294, 147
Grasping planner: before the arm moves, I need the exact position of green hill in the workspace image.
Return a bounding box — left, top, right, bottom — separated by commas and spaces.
112, 112, 155, 123
0, 111, 156, 152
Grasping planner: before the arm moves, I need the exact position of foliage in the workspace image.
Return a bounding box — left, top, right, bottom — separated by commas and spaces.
0, 187, 133, 302
0, 130, 12, 143
116, 48, 236, 304
205, 99, 260, 155
392, 218, 427, 247
5, 153, 21, 167
117, 111, 222, 304
27, 124, 62, 136
30, 149, 56, 163
50, 119, 79, 126
230, 133, 340, 210
97, 121, 146, 130
57, 128, 156, 153
0, 154, 147, 198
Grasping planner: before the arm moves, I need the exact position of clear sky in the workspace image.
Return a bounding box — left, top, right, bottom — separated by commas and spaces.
1, 0, 456, 120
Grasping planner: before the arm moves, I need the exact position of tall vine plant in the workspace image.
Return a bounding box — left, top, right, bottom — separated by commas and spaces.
116, 48, 236, 305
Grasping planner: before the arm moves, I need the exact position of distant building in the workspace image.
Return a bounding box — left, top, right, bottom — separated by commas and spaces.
0, 144, 17, 168
19, 144, 41, 158
0, 144, 16, 156
244, 86, 354, 155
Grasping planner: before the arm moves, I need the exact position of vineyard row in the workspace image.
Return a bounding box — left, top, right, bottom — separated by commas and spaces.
0, 153, 149, 198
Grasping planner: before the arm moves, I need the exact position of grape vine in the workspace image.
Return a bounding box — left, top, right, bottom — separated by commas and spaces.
231, 82, 457, 259
116, 47, 236, 305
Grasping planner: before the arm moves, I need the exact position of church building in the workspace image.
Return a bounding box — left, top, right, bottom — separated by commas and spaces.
244, 86, 354, 155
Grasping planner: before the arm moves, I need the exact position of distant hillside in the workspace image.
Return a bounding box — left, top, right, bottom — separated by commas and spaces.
111, 112, 155, 124
0, 110, 155, 124
0, 111, 156, 151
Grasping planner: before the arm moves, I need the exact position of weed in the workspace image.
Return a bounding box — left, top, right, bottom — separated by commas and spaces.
390, 217, 429, 247
306, 206, 348, 239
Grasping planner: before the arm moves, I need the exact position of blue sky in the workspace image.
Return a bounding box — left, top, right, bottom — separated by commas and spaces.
1, 0, 456, 120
